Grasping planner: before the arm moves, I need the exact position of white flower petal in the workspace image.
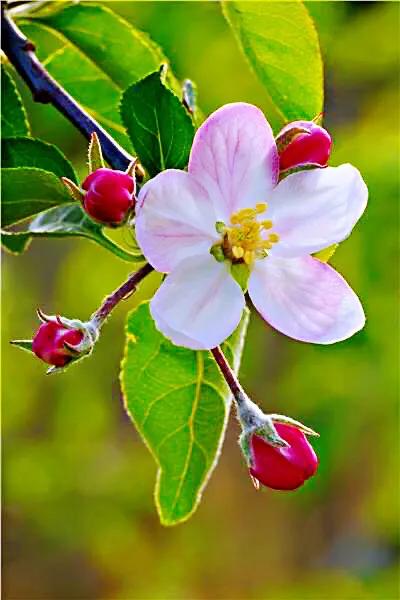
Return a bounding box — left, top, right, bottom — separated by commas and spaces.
150, 254, 245, 349
136, 169, 218, 273
249, 255, 365, 344
189, 103, 279, 221
267, 164, 368, 257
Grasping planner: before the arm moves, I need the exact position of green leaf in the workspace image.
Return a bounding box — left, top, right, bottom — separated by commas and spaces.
1, 67, 30, 138
36, 3, 165, 89
2, 137, 78, 183
121, 71, 195, 177
1, 230, 31, 254
222, 0, 323, 121
20, 4, 173, 149
120, 302, 249, 526
1, 203, 143, 262
1, 167, 71, 227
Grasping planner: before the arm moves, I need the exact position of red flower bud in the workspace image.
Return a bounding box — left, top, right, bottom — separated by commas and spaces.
81, 168, 135, 226
276, 120, 332, 172
250, 423, 318, 491
32, 320, 84, 367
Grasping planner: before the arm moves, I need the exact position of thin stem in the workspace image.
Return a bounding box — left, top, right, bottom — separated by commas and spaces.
92, 263, 154, 326
1, 6, 134, 171
211, 346, 247, 407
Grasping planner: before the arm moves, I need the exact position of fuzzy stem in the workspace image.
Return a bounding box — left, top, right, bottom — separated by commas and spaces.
1, 5, 134, 171
211, 345, 260, 420
210, 346, 246, 404
92, 263, 154, 327
211, 346, 287, 452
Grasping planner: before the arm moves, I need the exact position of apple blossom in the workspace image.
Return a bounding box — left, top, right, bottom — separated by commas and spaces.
135, 103, 367, 350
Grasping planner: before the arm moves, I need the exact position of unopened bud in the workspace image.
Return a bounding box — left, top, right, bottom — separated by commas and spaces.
81, 168, 135, 226
12, 310, 99, 373
250, 423, 318, 491
32, 317, 83, 367
234, 392, 319, 491
276, 119, 332, 172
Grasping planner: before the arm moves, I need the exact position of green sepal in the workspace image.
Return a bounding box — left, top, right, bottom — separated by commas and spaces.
231, 262, 250, 292
87, 132, 105, 173
210, 244, 225, 263
10, 339, 34, 354
313, 243, 338, 263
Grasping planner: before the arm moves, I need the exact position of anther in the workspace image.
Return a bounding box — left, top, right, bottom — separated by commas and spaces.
268, 233, 280, 243
262, 220, 273, 229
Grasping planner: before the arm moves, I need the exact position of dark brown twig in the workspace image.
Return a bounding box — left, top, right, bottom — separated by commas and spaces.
1, 5, 134, 171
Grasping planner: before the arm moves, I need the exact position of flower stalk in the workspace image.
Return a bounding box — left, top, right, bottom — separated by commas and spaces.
210, 347, 289, 459
211, 346, 319, 471
91, 262, 154, 328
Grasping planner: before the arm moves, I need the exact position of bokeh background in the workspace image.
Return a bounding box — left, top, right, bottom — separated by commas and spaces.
2, 2, 399, 599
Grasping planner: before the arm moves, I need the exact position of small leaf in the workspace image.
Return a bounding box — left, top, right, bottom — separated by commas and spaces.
2, 137, 78, 182
1, 167, 71, 227
121, 71, 195, 177
1, 67, 30, 138
1, 203, 143, 262
88, 132, 105, 173
120, 302, 249, 526
222, 0, 323, 122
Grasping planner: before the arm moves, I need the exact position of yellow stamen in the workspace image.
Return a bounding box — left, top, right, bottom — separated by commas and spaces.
260, 240, 273, 249
262, 220, 273, 229
217, 204, 280, 266
268, 233, 280, 243
231, 208, 256, 223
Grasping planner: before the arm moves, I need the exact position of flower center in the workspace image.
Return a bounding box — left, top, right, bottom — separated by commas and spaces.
211, 203, 279, 266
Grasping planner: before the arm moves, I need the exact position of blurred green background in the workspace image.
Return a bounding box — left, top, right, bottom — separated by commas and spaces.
2, 2, 399, 599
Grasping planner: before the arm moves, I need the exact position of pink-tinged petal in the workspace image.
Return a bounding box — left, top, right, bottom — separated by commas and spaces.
151, 310, 204, 350
267, 164, 368, 258
248, 256, 365, 344
189, 103, 279, 221
150, 254, 245, 349
136, 169, 218, 273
